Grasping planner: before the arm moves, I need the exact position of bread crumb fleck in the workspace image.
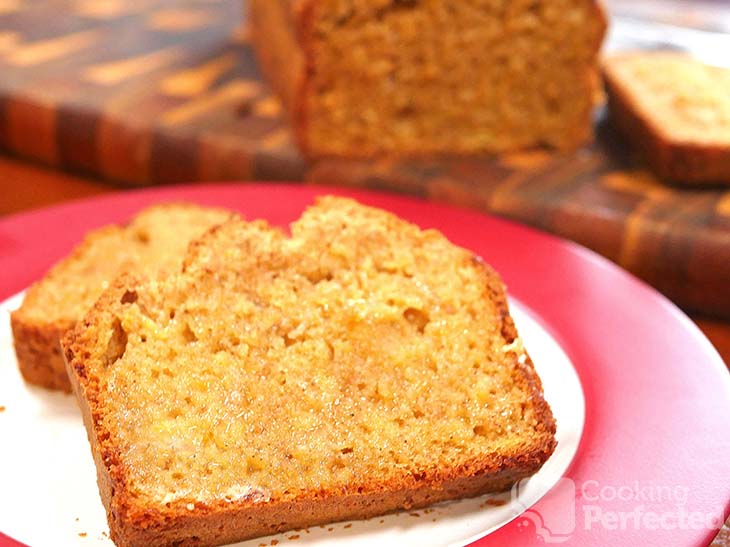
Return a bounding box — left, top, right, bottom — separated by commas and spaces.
0, 406, 6, 412
379, 519, 385, 524
270, 540, 279, 546
327, 527, 334, 532
78, 532, 87, 537
481, 498, 507, 507
288, 534, 300, 540
410, 512, 420, 517
343, 523, 352, 529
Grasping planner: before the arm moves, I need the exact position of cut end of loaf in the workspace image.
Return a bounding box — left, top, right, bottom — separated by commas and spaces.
63, 196, 556, 547
298, 0, 606, 156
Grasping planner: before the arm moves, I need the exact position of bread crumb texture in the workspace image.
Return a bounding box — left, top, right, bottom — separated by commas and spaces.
304, 0, 606, 153
64, 197, 555, 545
16, 204, 232, 324
10, 203, 231, 391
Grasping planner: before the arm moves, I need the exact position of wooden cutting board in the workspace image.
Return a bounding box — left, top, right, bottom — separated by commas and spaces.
0, 0, 729, 319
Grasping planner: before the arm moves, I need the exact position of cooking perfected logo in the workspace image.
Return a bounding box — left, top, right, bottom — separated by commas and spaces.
513, 477, 576, 543
511, 478, 725, 542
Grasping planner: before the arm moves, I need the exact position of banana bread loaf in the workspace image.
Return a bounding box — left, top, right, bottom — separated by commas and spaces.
63, 196, 556, 547
603, 52, 730, 185
249, 0, 606, 157
11, 203, 231, 392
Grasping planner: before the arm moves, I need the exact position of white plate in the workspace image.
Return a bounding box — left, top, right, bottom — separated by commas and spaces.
0, 292, 583, 547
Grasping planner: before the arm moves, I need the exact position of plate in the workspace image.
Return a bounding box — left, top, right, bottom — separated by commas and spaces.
0, 183, 729, 547
0, 292, 582, 547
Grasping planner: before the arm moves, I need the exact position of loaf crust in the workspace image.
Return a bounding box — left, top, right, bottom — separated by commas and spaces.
603, 52, 730, 185
63, 197, 556, 547
11, 204, 231, 392
10, 317, 75, 391
250, 0, 607, 158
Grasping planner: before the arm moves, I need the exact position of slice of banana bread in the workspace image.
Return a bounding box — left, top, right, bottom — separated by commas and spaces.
249, 0, 606, 157
11, 203, 232, 392
63, 196, 556, 547
603, 52, 730, 185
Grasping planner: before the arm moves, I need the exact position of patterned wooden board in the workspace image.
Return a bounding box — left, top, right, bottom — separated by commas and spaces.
0, 0, 306, 182
0, 0, 729, 319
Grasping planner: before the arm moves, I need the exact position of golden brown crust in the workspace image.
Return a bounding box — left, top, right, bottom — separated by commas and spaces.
603, 53, 730, 185
249, 0, 315, 156
475, 257, 556, 451
63, 199, 556, 547
10, 311, 74, 392
63, 277, 139, 547
104, 468, 535, 547
249, 0, 305, 116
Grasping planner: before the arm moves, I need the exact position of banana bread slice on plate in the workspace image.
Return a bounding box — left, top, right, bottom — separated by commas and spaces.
11, 203, 231, 392
63, 196, 556, 547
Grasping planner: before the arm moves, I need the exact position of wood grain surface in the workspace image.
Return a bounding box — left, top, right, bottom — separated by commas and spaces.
0, 0, 728, 322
